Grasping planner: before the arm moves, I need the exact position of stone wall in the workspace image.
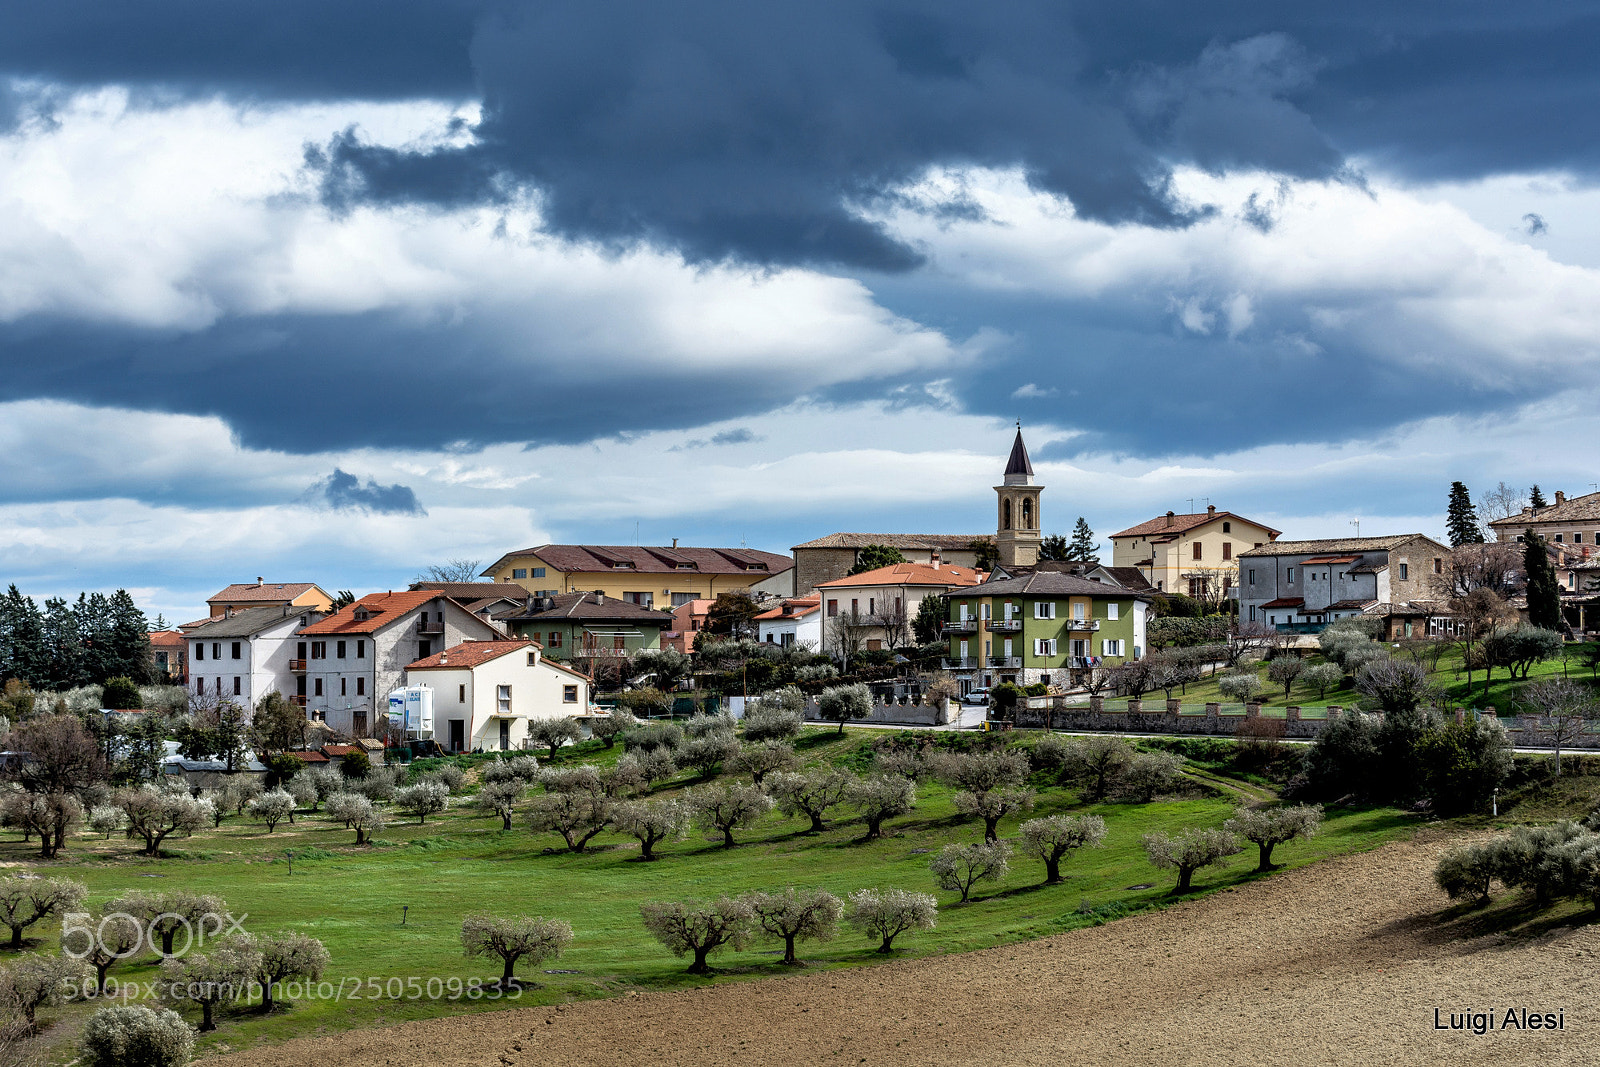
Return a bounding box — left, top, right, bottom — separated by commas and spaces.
803, 697, 950, 727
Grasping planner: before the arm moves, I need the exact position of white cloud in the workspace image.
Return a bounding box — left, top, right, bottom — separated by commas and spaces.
1011, 383, 1058, 399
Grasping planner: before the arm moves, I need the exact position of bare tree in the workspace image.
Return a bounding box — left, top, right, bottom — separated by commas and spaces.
1224, 805, 1324, 871
744, 887, 842, 964
639, 898, 754, 974
1521, 679, 1596, 776
1224, 622, 1277, 669
844, 888, 937, 953
1479, 481, 1528, 535
460, 915, 572, 987
1436, 542, 1523, 599
416, 559, 483, 584
929, 840, 1012, 903
1142, 827, 1241, 894
825, 608, 873, 669
1018, 814, 1107, 884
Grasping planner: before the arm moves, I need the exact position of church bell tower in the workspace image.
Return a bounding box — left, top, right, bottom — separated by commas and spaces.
994, 424, 1043, 569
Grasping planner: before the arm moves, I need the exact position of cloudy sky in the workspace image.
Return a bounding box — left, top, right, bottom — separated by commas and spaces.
2, 2, 1597, 621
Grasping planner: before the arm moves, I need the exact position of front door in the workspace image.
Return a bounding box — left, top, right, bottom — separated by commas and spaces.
449, 719, 465, 752
498, 719, 511, 751
353, 710, 367, 737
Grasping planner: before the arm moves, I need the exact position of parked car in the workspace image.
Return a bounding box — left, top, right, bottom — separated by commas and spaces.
960, 688, 992, 707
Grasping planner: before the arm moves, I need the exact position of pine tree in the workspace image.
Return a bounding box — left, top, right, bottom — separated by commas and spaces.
1067, 517, 1099, 562
1038, 534, 1069, 561
107, 590, 153, 683
75, 592, 114, 685
847, 544, 908, 576
1523, 530, 1562, 631
1530, 485, 1549, 509
1445, 481, 1484, 547
40, 597, 84, 690
0, 586, 46, 686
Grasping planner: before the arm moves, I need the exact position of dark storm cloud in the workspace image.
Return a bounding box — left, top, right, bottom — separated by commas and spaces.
304, 469, 425, 514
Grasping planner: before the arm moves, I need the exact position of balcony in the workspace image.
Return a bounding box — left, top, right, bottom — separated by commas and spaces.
988, 619, 1024, 633
290, 694, 307, 707
417, 618, 445, 635
988, 656, 1022, 668
575, 647, 632, 659
942, 657, 979, 670
942, 619, 980, 635
1066, 619, 1101, 632
288, 658, 307, 672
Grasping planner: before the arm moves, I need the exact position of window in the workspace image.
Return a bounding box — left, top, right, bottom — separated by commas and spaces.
563, 685, 578, 703
1433, 558, 1443, 574
311, 641, 326, 659
314, 678, 323, 696
1072, 601, 1086, 620
868, 598, 876, 615
527, 651, 537, 666
827, 599, 839, 617
195, 643, 204, 661
340, 678, 347, 697
1248, 568, 1256, 584
418, 641, 431, 659
233, 677, 241, 695
357, 678, 365, 696
356, 640, 365, 658
337, 640, 346, 659
231, 641, 241, 659
196, 678, 204, 694
1193, 542, 1203, 560
512, 568, 527, 579
1249, 605, 1257, 622
894, 597, 902, 614
1107, 603, 1119, 621
548, 631, 562, 648
671, 592, 696, 607
1034, 601, 1056, 619
980, 603, 991, 620
851, 599, 859, 615
1033, 638, 1057, 656
1102, 638, 1124, 656
1222, 542, 1232, 561
497, 685, 512, 713
866, 639, 883, 651
1555, 535, 1564, 543
1399, 563, 1409, 580
1577, 534, 1585, 544
624, 592, 653, 607
1286, 567, 1295, 582
1222, 521, 1231, 533
212, 642, 221, 659
532, 568, 546, 578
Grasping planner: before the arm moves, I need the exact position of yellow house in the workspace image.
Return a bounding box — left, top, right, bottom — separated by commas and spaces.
480, 543, 795, 610
1108, 506, 1281, 602
206, 580, 333, 618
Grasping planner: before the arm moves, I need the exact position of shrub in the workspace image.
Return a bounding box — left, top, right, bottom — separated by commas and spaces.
639, 898, 754, 973
460, 914, 572, 986
744, 887, 842, 964
844, 888, 936, 953
339, 749, 372, 780
929, 840, 1012, 903
1223, 805, 1323, 871
1298, 711, 1384, 801
1417, 716, 1513, 815
741, 689, 805, 743
1355, 659, 1434, 715
1141, 827, 1241, 894
429, 764, 467, 794
1018, 814, 1106, 884
80, 1005, 194, 1067
101, 677, 142, 711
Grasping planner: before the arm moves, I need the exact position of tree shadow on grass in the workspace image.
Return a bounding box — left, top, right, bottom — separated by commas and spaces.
1367, 893, 1599, 952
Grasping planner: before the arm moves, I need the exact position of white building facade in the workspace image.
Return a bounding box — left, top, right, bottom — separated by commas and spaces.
186, 606, 321, 717
403, 640, 591, 752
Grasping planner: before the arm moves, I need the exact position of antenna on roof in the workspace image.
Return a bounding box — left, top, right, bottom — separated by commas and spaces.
1350, 519, 1360, 537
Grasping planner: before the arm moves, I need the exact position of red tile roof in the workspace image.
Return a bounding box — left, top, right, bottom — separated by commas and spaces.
407, 640, 534, 670
299, 591, 451, 636
1260, 597, 1305, 609
791, 532, 992, 551
815, 563, 986, 589
320, 745, 360, 758
148, 630, 186, 648
482, 544, 792, 578
1111, 511, 1282, 539
755, 594, 821, 621
1300, 555, 1361, 565
208, 581, 327, 604
285, 751, 330, 763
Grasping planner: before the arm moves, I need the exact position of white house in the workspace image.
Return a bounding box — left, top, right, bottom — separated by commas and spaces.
403, 639, 591, 753
297, 591, 504, 739
186, 605, 322, 717
755, 594, 822, 649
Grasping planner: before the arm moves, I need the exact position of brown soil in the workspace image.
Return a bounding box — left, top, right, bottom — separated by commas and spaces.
208, 834, 1599, 1067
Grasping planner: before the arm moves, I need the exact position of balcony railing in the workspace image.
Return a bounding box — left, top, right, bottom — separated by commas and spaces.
1066, 619, 1101, 631
988, 656, 1022, 668
941, 619, 980, 634
942, 657, 979, 670
575, 647, 632, 659
417, 618, 445, 634
288, 658, 307, 671
1275, 622, 1328, 635
290, 694, 307, 707
988, 619, 1024, 632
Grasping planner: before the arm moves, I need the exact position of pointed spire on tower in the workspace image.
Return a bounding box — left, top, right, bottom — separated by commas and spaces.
1004, 424, 1033, 481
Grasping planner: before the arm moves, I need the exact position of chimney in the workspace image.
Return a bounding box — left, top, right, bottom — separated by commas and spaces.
672, 537, 679, 549
595, 592, 605, 606
224, 606, 233, 619
1556, 490, 1567, 505
1165, 511, 1176, 527
439, 653, 447, 665
1207, 504, 1216, 517
256, 577, 264, 586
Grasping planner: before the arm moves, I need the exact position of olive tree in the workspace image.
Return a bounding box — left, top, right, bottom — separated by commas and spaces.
324, 792, 364, 828
349, 797, 386, 845
248, 790, 295, 833
1302, 663, 1344, 699
844, 888, 936, 953
1355, 658, 1434, 715
481, 755, 540, 784
1054, 737, 1133, 801
1267, 656, 1304, 701
231, 931, 329, 1012
88, 804, 124, 839
588, 706, 637, 749
0, 877, 86, 950
929, 841, 1012, 903
744, 887, 842, 965
816, 683, 872, 734
460, 914, 573, 987
476, 779, 524, 830
741, 689, 805, 743
527, 791, 613, 853
116, 786, 209, 856
63, 910, 142, 994
639, 897, 754, 974
766, 768, 854, 833
1117, 751, 1184, 803
1018, 814, 1107, 884
1224, 805, 1323, 871
527, 717, 585, 761
1142, 827, 1241, 894
613, 797, 692, 860
1217, 672, 1263, 704
931, 750, 1032, 842
79, 1005, 194, 1067
394, 781, 449, 824
158, 942, 261, 1030
109, 890, 226, 957
847, 774, 916, 840
689, 782, 773, 848
680, 733, 740, 780
1434, 842, 1499, 905
728, 740, 800, 784
1, 953, 87, 1027
0, 792, 83, 858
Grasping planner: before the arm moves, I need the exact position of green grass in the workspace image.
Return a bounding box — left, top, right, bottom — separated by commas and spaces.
8, 729, 1415, 1060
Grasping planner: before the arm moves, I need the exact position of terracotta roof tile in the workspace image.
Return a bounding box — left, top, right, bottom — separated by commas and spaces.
148, 630, 186, 648
482, 544, 792, 578
407, 640, 534, 670
1238, 534, 1445, 558
1488, 490, 1600, 527
815, 563, 986, 589
1111, 511, 1282, 539
791, 532, 991, 551
300, 591, 452, 635
208, 582, 326, 604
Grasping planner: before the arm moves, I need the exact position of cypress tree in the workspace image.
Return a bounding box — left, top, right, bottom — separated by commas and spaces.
0, 586, 46, 686
1445, 481, 1484, 547
106, 590, 153, 683
1523, 530, 1562, 631
75, 592, 115, 685
1067, 517, 1100, 563
40, 597, 83, 690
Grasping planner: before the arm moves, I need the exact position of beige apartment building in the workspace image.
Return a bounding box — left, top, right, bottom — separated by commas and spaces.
1109, 506, 1281, 601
